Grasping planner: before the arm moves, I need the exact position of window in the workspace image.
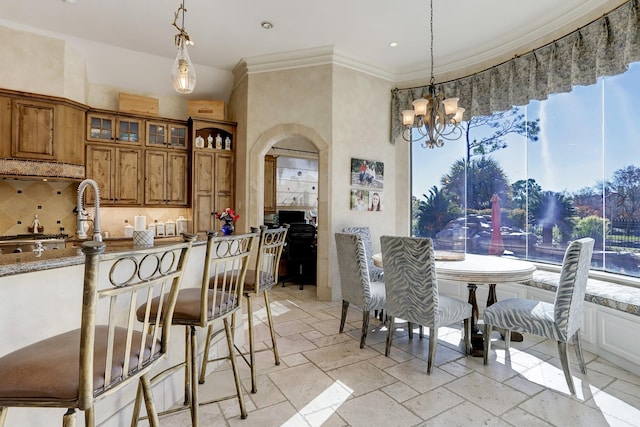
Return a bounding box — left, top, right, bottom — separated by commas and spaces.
276, 157, 318, 211
412, 62, 640, 278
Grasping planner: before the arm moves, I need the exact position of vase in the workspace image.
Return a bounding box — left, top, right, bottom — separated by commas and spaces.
221, 220, 234, 236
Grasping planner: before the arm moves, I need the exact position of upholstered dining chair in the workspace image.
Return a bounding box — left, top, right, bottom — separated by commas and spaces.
200, 224, 289, 394
381, 235, 472, 374
342, 226, 384, 282
132, 231, 258, 425
0, 235, 195, 427
483, 237, 595, 395
334, 232, 386, 348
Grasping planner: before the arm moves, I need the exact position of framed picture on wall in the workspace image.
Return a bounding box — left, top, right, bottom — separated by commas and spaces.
368, 191, 383, 211
350, 158, 384, 189
350, 189, 369, 211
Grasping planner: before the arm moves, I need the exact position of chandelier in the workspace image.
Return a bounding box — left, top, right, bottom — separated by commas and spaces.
171, 0, 196, 94
401, 0, 464, 149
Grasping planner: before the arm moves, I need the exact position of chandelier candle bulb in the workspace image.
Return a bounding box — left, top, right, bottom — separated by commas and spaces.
134, 215, 146, 231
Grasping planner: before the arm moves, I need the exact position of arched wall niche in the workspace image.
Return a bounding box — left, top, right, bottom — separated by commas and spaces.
248, 123, 332, 301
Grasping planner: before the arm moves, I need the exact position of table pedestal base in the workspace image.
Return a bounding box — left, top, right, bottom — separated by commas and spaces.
467, 283, 523, 357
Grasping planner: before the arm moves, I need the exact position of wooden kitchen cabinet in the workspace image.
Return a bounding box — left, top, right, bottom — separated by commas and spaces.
85, 144, 143, 205
86, 112, 143, 144
144, 150, 188, 206
264, 155, 277, 214
5, 94, 86, 165
145, 121, 188, 150
189, 117, 236, 233
192, 151, 234, 232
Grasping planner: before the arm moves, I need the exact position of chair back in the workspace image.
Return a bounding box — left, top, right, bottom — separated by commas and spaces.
380, 235, 440, 326
201, 231, 258, 326
342, 227, 380, 276
335, 232, 376, 309
554, 237, 595, 339
251, 224, 289, 293
78, 234, 195, 409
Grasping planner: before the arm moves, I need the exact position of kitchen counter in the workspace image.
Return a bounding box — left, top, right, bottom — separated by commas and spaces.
0, 233, 209, 278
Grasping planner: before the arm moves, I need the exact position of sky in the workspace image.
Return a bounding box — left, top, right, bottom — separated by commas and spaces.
412, 62, 640, 200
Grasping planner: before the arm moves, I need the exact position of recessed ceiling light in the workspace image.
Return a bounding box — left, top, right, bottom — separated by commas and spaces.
261, 21, 274, 30
389, 42, 398, 47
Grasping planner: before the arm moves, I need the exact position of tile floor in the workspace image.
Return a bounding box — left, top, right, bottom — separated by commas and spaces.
160, 285, 640, 427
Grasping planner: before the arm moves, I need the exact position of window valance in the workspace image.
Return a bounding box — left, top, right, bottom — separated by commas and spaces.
391, 0, 640, 142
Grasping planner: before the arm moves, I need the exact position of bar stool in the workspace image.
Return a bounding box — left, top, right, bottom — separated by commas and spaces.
200, 224, 289, 393
0, 235, 195, 427
132, 231, 258, 426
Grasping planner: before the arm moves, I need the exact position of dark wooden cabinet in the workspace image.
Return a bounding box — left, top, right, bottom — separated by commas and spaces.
145, 150, 188, 206
85, 144, 143, 205
264, 155, 277, 214
190, 118, 236, 233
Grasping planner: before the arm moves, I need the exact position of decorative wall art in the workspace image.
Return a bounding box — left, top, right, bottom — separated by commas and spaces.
350, 158, 384, 212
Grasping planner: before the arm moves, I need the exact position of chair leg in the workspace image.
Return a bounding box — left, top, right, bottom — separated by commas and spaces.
408, 322, 413, 340
224, 317, 248, 419
264, 290, 280, 366
483, 324, 493, 365
246, 294, 257, 394
427, 327, 437, 374
463, 318, 471, 355
504, 328, 511, 351
419, 325, 424, 340
184, 328, 192, 405
84, 407, 94, 427
198, 324, 214, 384
339, 300, 349, 333
188, 326, 200, 427
130, 381, 143, 427
573, 331, 587, 374
63, 408, 77, 427
360, 310, 370, 348
385, 316, 394, 356
140, 374, 160, 427
558, 340, 576, 395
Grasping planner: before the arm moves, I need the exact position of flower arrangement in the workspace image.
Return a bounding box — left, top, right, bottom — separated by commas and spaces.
215, 208, 239, 222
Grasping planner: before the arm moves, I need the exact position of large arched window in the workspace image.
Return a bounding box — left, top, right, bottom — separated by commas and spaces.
411, 62, 640, 277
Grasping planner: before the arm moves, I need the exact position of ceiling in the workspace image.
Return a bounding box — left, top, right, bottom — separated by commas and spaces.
0, 0, 625, 98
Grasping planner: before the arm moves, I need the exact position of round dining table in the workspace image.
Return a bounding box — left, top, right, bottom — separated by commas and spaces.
372, 251, 536, 356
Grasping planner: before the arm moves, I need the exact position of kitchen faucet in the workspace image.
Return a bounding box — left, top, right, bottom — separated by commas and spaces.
77, 179, 102, 241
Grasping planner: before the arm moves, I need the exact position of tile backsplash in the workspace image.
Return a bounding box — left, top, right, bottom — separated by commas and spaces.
0, 179, 191, 238
0, 179, 77, 236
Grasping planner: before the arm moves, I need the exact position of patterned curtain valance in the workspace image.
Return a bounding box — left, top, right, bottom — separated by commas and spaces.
391, 0, 640, 142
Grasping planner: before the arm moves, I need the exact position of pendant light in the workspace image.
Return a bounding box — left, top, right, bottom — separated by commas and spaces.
171, 0, 196, 94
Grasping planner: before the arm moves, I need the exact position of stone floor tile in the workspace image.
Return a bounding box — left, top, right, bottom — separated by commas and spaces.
327, 360, 397, 397
520, 389, 615, 426
384, 358, 457, 394
444, 371, 528, 416
501, 408, 554, 426
421, 400, 499, 426
303, 341, 379, 371
336, 390, 422, 427
381, 381, 420, 403
403, 387, 465, 420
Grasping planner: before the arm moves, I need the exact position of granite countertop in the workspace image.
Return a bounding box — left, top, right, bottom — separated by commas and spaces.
0, 234, 209, 278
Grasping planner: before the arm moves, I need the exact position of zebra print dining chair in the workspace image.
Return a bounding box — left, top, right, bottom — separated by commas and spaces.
334, 232, 386, 348
342, 227, 384, 282
380, 235, 472, 374
482, 237, 595, 395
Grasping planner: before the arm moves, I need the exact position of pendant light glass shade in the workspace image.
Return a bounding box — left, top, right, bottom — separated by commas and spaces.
171, 40, 196, 94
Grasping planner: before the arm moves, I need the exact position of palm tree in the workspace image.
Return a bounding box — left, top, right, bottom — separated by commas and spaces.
530, 191, 576, 244
415, 186, 461, 238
